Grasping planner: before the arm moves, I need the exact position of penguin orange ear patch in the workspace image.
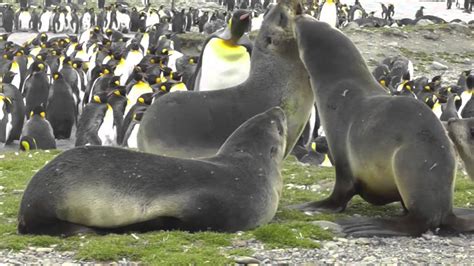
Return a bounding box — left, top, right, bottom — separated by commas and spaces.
138, 98, 145, 103
53, 73, 59, 80
40, 112, 46, 118
30, 111, 34, 118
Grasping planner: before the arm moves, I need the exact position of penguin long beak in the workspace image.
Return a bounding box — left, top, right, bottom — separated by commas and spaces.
240, 13, 250, 21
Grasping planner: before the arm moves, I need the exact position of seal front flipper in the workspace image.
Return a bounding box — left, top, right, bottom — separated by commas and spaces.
289, 161, 356, 213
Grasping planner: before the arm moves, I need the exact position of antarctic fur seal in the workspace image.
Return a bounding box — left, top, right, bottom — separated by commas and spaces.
18, 107, 287, 236
291, 15, 474, 237
138, 0, 314, 159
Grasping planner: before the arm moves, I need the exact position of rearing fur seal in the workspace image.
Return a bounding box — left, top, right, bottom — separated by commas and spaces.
138, 0, 314, 159
291, 15, 474, 237
18, 107, 287, 236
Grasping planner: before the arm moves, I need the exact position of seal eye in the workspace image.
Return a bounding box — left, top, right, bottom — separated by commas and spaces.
270, 146, 278, 157
279, 13, 288, 28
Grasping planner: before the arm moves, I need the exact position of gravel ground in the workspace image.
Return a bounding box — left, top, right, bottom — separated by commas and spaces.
2, 233, 473, 264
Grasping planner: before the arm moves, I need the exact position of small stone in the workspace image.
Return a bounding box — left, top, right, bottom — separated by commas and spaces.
387, 42, 398, 47
312, 220, 343, 234
417, 19, 435, 26
423, 32, 440, 41
34, 248, 54, 253
431, 62, 448, 70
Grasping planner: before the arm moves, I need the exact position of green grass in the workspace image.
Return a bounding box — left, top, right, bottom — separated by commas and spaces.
0, 151, 473, 263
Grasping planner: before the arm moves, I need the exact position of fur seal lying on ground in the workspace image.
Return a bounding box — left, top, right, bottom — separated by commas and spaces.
18, 107, 287, 236
291, 15, 474, 237
138, 0, 313, 159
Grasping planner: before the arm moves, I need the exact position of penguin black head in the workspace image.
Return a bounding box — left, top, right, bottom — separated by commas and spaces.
467, 74, 474, 90
228, 10, 252, 42
71, 60, 83, 70
432, 75, 442, 85
132, 72, 147, 82
63, 56, 72, 66
30, 105, 46, 119
36, 52, 47, 62
109, 76, 121, 87
137, 93, 154, 105
2, 71, 17, 84
0, 34, 9, 41
133, 111, 145, 122
52, 72, 63, 81
20, 136, 38, 152
111, 86, 127, 97
31, 61, 46, 72
100, 65, 113, 76
92, 92, 109, 104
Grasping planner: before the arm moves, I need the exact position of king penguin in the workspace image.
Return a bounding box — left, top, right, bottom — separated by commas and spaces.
21, 105, 56, 150
23, 61, 49, 116
192, 9, 252, 92
122, 111, 145, 148
0, 80, 25, 144
75, 92, 109, 146
319, 0, 338, 28
46, 72, 76, 139
0, 93, 13, 145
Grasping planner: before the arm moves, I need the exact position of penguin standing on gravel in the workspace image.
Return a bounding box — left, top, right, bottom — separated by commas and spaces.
0, 81, 25, 144
75, 92, 109, 146
192, 9, 252, 92
319, 0, 338, 28
3, 5, 15, 32
23, 62, 49, 116
46, 72, 76, 139
21, 105, 56, 150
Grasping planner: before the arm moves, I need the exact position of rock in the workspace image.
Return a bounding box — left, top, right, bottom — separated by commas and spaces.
423, 32, 440, 41
233, 256, 261, 265
431, 61, 449, 70
382, 29, 408, 39
387, 41, 398, 47
312, 220, 343, 234
417, 19, 435, 26
345, 22, 359, 30
449, 23, 471, 35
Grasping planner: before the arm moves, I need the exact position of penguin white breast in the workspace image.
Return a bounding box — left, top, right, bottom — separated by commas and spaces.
319, 2, 338, 28
458, 91, 471, 115
127, 124, 140, 148
354, 9, 363, 20
0, 101, 5, 120
167, 51, 184, 72
98, 107, 116, 146
199, 38, 250, 91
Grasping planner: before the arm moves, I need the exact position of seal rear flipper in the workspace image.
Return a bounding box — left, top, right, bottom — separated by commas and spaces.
338, 216, 426, 237
444, 213, 474, 232
18, 217, 98, 237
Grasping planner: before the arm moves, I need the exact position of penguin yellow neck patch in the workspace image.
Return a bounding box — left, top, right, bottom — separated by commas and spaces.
21, 141, 30, 151
210, 38, 249, 61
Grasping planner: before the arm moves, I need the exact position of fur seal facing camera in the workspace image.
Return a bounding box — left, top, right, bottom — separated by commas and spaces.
290, 15, 474, 237
138, 0, 313, 159
18, 107, 287, 236
448, 118, 474, 181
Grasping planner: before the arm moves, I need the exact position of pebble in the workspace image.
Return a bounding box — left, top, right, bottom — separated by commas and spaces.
251, 234, 474, 264
431, 61, 449, 70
